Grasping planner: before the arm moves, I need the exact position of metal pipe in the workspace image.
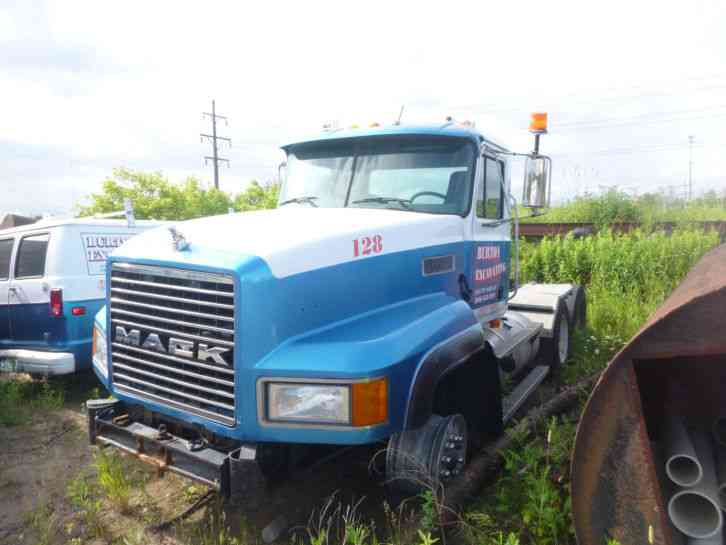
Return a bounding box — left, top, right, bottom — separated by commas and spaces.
713, 417, 726, 513
668, 432, 723, 539
687, 534, 724, 545
665, 416, 704, 487
713, 417, 726, 447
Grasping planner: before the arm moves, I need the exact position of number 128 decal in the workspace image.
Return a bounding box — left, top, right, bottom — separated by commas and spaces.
353, 235, 383, 257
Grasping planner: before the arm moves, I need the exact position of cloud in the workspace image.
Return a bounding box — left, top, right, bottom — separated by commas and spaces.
1, 0, 725, 214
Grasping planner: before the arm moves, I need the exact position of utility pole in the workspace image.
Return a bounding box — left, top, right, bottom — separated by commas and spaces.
688, 135, 694, 201
201, 100, 231, 189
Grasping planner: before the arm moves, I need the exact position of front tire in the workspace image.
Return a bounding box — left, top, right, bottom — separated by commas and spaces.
385, 414, 468, 501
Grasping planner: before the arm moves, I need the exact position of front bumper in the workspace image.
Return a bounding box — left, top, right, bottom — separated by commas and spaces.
0, 349, 76, 375
87, 398, 264, 498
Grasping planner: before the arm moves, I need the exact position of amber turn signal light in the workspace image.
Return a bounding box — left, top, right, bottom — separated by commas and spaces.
352, 377, 388, 427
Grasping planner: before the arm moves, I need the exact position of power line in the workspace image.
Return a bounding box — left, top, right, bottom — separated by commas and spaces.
201, 100, 231, 190
552, 104, 726, 130
450, 72, 726, 117
553, 142, 707, 158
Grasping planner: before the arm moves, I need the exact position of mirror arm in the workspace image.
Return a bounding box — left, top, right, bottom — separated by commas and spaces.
278, 161, 287, 184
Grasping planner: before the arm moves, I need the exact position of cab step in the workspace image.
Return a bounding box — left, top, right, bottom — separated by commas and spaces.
502, 365, 550, 423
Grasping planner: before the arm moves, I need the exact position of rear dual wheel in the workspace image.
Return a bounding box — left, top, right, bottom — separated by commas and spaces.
544, 302, 571, 369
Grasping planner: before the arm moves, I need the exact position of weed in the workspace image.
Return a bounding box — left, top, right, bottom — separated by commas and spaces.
0, 378, 64, 426
25, 502, 59, 545
95, 449, 133, 513
419, 490, 438, 535
187, 505, 243, 545
66, 470, 105, 539
382, 501, 418, 545
416, 529, 439, 545
463, 417, 576, 544
122, 526, 148, 545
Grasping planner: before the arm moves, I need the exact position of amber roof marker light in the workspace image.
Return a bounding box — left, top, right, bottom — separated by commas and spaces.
529, 112, 548, 134
529, 112, 548, 155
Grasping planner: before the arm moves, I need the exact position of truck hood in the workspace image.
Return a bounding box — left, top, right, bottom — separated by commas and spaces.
117, 207, 466, 278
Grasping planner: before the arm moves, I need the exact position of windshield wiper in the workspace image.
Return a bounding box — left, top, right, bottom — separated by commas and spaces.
350, 197, 413, 209
279, 196, 319, 207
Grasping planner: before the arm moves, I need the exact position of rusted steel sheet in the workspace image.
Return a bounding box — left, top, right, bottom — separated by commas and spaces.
519, 221, 726, 240
571, 243, 726, 545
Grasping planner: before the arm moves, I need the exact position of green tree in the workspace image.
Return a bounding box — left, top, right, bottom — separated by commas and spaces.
78, 168, 275, 220
233, 180, 280, 211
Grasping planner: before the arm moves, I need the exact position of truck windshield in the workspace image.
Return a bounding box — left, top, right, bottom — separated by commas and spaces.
281, 137, 476, 216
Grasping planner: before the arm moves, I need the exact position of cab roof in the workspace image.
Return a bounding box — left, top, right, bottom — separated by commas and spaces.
281, 122, 510, 153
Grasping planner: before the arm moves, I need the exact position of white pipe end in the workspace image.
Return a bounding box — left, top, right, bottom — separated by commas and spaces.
668, 490, 723, 539
667, 454, 704, 487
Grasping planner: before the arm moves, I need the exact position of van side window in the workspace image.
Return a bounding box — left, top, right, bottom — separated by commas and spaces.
477, 158, 504, 219
0, 239, 13, 280
15, 234, 49, 279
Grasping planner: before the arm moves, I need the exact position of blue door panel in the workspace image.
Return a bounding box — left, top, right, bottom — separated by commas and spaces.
0, 299, 9, 346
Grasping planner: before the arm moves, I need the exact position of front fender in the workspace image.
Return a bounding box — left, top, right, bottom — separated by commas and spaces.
253, 292, 480, 439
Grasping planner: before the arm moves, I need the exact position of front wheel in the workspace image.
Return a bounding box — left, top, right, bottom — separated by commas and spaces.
385, 414, 468, 501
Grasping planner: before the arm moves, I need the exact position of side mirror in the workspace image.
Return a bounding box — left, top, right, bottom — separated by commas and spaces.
522, 155, 551, 209
278, 161, 287, 184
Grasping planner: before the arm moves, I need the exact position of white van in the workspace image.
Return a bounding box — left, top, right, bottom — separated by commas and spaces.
0, 217, 162, 375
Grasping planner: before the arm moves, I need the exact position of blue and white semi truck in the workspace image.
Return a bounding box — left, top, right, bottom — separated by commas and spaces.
87, 116, 585, 497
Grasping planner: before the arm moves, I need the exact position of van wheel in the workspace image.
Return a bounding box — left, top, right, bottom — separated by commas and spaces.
543, 302, 571, 369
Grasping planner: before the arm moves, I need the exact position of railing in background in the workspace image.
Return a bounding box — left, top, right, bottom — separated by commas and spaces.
519, 221, 726, 241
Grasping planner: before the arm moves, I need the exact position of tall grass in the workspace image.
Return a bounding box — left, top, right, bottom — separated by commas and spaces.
466, 227, 722, 544
522, 189, 726, 225
520, 227, 720, 340
0, 379, 64, 426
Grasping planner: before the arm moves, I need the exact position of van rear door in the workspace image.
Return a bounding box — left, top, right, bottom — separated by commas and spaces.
7, 232, 64, 348
0, 237, 14, 345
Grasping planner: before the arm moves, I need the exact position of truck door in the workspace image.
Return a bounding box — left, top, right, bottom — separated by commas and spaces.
8, 233, 56, 348
468, 154, 511, 323
0, 237, 14, 347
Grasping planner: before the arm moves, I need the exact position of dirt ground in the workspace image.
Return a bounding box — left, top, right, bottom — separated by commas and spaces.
0, 372, 392, 545
0, 368, 558, 545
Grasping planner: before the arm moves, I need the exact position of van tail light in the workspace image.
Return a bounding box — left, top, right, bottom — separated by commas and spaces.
50, 288, 63, 317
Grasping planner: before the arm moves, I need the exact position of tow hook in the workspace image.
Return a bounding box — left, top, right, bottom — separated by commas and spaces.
156, 423, 172, 441
112, 413, 130, 427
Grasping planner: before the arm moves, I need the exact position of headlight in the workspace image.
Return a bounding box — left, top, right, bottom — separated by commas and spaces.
263, 377, 388, 427
266, 383, 350, 425
92, 325, 108, 379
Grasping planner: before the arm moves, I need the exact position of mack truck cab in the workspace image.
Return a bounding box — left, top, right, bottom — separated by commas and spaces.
87, 115, 585, 499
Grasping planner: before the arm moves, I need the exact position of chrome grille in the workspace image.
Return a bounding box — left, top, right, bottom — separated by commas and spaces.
109, 263, 236, 426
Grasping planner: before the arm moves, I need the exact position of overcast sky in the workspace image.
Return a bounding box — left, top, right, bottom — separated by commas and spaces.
2, 1, 726, 215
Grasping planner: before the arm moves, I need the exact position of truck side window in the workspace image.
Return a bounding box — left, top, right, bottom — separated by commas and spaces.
477, 158, 504, 219
15, 234, 49, 279
0, 239, 13, 281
